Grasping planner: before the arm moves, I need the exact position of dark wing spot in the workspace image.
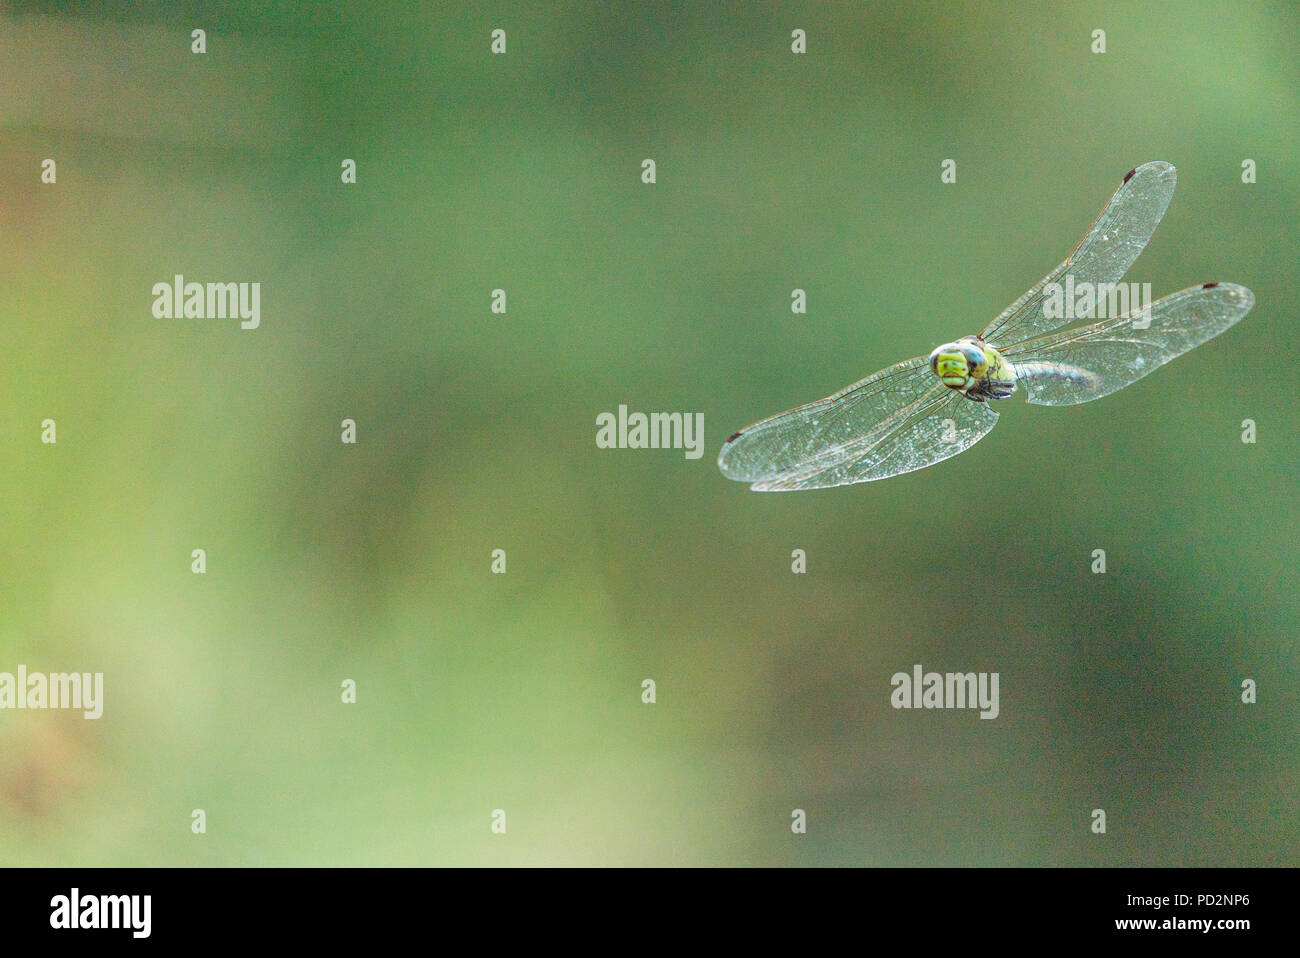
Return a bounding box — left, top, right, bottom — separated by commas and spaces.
1123, 167, 1137, 183
725, 431, 743, 443
1201, 282, 1219, 289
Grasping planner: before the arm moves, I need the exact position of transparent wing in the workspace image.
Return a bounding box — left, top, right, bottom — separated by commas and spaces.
981, 161, 1178, 349
718, 357, 934, 482
718, 357, 999, 491
748, 388, 999, 491
1003, 283, 1254, 406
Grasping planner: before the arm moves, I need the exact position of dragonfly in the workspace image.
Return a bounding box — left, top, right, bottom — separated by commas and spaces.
718, 161, 1255, 491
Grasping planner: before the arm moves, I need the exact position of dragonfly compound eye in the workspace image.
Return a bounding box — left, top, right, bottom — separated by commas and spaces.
929, 345, 971, 388
961, 344, 989, 377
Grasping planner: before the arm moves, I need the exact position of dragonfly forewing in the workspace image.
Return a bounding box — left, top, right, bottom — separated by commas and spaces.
748, 386, 999, 491
717, 357, 935, 483
981, 161, 1177, 348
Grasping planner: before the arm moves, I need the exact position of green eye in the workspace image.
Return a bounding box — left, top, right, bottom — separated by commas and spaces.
962, 344, 987, 371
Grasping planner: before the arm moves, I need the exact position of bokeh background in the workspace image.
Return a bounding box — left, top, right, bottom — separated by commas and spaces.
1, 1, 1296, 866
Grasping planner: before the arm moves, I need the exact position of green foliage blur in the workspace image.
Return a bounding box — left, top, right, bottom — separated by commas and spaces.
1, 1, 1296, 865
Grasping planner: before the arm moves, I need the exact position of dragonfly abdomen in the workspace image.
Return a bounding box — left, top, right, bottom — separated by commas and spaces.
1012, 360, 1102, 393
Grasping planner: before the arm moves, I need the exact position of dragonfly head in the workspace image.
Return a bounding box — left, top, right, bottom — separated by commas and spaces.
930, 340, 989, 391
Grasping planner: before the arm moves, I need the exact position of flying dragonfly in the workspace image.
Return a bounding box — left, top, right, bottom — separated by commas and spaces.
718, 161, 1254, 491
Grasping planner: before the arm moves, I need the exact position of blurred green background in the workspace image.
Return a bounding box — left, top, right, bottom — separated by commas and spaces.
2, 1, 1296, 866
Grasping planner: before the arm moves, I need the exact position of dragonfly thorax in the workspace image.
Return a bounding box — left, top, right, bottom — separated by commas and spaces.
928, 336, 1016, 402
